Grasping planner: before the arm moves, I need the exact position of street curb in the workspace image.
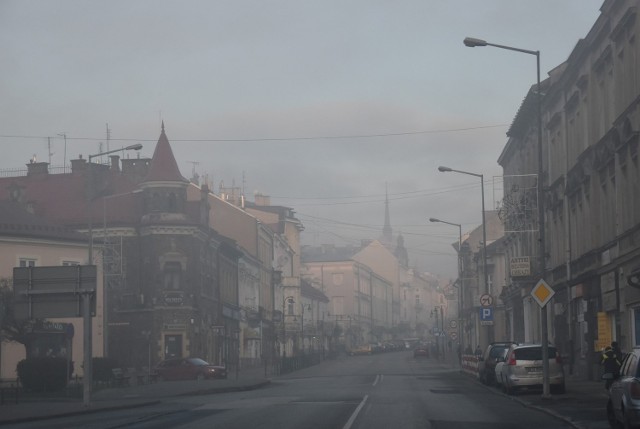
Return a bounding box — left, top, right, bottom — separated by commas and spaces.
0, 400, 161, 426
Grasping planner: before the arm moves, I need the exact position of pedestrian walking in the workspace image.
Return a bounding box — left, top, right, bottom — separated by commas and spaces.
601, 346, 621, 389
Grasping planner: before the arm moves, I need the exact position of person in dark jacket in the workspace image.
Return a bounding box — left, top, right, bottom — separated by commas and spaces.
611, 341, 624, 361
601, 346, 622, 389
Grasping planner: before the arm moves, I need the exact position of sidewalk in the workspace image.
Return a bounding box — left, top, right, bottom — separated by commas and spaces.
0, 365, 271, 426
484, 374, 610, 429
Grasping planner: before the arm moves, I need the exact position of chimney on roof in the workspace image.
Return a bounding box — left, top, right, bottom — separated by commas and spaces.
121, 158, 151, 180
26, 161, 49, 176
71, 156, 87, 173
109, 155, 121, 173
254, 193, 271, 206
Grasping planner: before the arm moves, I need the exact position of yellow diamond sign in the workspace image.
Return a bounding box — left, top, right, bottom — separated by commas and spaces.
531, 279, 555, 307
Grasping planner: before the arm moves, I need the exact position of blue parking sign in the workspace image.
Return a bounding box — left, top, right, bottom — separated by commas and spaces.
479, 307, 493, 325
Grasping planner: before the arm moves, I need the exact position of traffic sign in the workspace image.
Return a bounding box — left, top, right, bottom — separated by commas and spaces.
449, 331, 458, 341
531, 279, 555, 307
479, 307, 494, 325
480, 294, 493, 307
449, 320, 458, 329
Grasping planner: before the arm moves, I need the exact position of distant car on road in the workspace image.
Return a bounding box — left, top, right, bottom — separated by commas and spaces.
413, 342, 430, 358
154, 357, 227, 381
607, 346, 640, 429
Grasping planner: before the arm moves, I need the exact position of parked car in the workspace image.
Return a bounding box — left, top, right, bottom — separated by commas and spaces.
154, 357, 227, 381
494, 347, 510, 386
478, 342, 516, 385
500, 344, 565, 395
606, 346, 640, 429
413, 342, 430, 358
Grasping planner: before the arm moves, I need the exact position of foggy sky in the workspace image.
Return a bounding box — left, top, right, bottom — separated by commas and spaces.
0, 0, 603, 280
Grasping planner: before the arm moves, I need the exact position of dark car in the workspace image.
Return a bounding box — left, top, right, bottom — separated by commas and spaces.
607, 346, 640, 428
413, 342, 430, 358
154, 358, 227, 381
478, 342, 517, 385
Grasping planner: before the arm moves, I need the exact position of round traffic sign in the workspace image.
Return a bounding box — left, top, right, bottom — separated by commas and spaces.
480, 294, 493, 307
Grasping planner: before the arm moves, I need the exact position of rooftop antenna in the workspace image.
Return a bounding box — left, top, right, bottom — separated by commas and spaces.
106, 123, 111, 153
47, 137, 53, 165
57, 132, 67, 172
187, 161, 200, 184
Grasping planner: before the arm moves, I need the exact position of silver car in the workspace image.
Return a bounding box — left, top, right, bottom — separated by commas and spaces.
607, 347, 640, 428
500, 343, 565, 395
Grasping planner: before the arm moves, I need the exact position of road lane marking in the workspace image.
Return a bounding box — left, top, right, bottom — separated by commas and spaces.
343, 394, 368, 429
372, 374, 384, 386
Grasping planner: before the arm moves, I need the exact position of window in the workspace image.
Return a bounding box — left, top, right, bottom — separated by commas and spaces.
163, 262, 182, 290
332, 273, 343, 286
19, 258, 36, 267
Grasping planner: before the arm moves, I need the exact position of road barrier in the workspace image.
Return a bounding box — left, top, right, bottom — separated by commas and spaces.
461, 354, 479, 377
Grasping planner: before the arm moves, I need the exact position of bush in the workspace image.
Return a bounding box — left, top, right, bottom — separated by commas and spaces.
17, 358, 69, 392
93, 357, 120, 383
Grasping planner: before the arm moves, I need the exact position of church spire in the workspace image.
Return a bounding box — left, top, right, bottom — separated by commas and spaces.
382, 182, 392, 245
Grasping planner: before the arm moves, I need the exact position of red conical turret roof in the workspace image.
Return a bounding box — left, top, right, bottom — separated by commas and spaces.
144, 122, 188, 184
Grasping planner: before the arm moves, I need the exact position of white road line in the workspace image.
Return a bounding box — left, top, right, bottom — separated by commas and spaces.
343, 394, 369, 429
372, 375, 380, 386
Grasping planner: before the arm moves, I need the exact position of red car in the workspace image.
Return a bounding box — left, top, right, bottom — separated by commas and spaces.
154, 358, 227, 381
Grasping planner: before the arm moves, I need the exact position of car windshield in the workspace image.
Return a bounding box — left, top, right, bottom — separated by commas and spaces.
0, 2, 611, 428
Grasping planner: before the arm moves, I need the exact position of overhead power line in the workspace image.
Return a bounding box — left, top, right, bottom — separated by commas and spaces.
0, 123, 507, 143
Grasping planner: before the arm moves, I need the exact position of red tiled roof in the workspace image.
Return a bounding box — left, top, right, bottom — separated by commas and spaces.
143, 123, 188, 184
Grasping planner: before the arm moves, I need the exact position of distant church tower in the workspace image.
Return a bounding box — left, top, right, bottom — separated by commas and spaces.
382, 183, 393, 246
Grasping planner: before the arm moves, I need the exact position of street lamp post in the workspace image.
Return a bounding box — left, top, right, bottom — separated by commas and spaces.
430, 217, 463, 363
464, 36, 549, 397
438, 166, 489, 347
282, 296, 294, 358
84, 143, 141, 405
430, 306, 444, 360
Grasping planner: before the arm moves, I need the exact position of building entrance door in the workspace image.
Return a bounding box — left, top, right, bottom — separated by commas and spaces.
164, 334, 183, 359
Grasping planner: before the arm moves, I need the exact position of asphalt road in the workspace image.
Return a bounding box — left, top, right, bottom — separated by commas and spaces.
3, 351, 574, 429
